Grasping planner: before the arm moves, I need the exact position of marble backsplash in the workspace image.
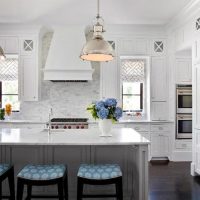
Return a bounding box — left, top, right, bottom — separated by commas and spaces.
13, 32, 100, 121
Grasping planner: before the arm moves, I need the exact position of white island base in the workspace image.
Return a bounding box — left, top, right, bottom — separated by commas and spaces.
0, 128, 149, 200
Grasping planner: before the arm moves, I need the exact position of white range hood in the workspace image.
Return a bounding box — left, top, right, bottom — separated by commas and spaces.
44, 26, 94, 81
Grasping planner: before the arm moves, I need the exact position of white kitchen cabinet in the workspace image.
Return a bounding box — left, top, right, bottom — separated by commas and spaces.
175, 58, 192, 83
125, 123, 150, 138
194, 129, 200, 174
192, 38, 200, 175
175, 140, 192, 150
100, 59, 119, 99
150, 124, 170, 158
193, 39, 200, 65
120, 38, 148, 55
151, 133, 161, 156
18, 35, 40, 102
151, 102, 168, 121
151, 57, 167, 101
175, 29, 184, 51
20, 56, 38, 101
193, 63, 200, 129
0, 37, 18, 54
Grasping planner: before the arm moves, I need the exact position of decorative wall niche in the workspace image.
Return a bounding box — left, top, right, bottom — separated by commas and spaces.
196, 18, 200, 31
154, 41, 164, 53
24, 40, 34, 51
108, 41, 115, 50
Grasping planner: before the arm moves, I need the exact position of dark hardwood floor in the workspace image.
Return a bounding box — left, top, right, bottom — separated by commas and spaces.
149, 162, 200, 200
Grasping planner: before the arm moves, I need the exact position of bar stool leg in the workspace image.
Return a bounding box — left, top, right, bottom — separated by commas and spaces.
64, 175, 68, 200
77, 178, 83, 200
116, 178, 123, 200
8, 167, 15, 200
0, 181, 2, 200
26, 185, 32, 200
57, 181, 64, 200
16, 178, 24, 200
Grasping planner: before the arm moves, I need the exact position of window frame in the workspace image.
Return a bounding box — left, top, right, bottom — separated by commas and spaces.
122, 82, 143, 112
0, 55, 20, 112
120, 56, 150, 116
0, 81, 19, 112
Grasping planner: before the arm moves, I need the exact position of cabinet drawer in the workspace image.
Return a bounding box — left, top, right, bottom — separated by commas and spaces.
150, 124, 170, 132
140, 132, 150, 140
175, 141, 192, 149
128, 124, 149, 132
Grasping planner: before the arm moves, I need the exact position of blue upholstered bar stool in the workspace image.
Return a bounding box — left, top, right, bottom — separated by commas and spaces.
0, 164, 15, 200
16, 164, 68, 200
77, 164, 123, 200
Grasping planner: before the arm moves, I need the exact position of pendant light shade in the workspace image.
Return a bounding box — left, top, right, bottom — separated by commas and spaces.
0, 46, 6, 60
80, 36, 114, 62
80, 0, 115, 62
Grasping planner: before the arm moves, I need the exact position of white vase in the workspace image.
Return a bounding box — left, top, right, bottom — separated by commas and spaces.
98, 119, 113, 137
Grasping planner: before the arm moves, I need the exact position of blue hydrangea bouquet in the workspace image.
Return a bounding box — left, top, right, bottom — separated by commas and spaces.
87, 98, 123, 122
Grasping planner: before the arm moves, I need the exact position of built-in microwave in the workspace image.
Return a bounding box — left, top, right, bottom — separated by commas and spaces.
176, 114, 192, 139
176, 86, 192, 114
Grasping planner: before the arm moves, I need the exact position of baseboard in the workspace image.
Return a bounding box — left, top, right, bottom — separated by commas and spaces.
172, 151, 192, 161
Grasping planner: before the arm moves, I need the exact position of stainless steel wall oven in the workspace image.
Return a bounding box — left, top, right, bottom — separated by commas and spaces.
176, 114, 192, 139
176, 86, 192, 114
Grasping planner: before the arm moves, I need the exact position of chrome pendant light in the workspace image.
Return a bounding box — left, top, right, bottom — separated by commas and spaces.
0, 46, 6, 60
80, 0, 115, 62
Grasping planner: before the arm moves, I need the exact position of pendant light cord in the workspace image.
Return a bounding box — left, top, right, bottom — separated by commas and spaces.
97, 0, 100, 18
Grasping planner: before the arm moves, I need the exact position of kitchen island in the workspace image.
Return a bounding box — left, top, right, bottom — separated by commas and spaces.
0, 128, 149, 200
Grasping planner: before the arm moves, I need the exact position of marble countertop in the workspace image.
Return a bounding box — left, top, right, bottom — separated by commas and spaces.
0, 128, 150, 146
0, 120, 46, 124
89, 119, 174, 124
0, 119, 174, 124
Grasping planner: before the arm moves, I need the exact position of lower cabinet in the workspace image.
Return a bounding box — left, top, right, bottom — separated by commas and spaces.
150, 124, 171, 159
194, 129, 200, 174
125, 122, 172, 160
150, 132, 170, 158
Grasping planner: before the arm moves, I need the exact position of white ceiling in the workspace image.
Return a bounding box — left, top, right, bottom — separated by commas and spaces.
0, 0, 192, 25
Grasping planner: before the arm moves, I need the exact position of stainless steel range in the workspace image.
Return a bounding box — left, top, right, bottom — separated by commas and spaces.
47, 118, 88, 129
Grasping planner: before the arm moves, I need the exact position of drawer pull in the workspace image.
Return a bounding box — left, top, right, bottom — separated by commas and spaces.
159, 127, 163, 130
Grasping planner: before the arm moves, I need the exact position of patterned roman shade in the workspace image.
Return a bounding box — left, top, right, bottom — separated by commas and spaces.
0, 58, 18, 81
121, 59, 145, 82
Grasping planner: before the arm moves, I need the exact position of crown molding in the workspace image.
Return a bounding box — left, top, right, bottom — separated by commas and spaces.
166, 0, 200, 33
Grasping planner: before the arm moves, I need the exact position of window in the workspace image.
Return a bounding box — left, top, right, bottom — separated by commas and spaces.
0, 56, 20, 111
121, 58, 145, 112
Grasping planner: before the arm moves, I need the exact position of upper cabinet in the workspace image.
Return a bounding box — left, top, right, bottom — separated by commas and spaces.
175, 58, 192, 83
19, 36, 40, 101
100, 59, 119, 100
174, 19, 195, 52
193, 38, 200, 65
0, 37, 18, 54
119, 38, 148, 55
151, 57, 167, 101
